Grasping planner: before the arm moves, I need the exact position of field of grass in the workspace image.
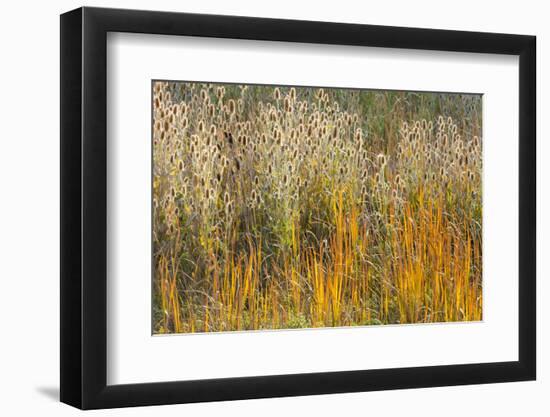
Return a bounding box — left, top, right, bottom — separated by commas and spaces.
152, 81, 482, 334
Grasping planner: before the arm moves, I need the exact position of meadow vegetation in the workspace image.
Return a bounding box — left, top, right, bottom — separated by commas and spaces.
152, 81, 482, 333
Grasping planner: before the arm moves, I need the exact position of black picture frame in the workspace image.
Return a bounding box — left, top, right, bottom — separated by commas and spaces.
60, 6, 536, 410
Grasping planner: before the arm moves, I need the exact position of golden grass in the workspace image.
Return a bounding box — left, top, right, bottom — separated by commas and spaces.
152, 82, 482, 333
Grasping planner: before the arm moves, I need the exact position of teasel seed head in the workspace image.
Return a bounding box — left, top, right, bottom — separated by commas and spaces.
216, 86, 224, 100
316, 89, 324, 100
207, 104, 215, 118
284, 96, 292, 113
289, 87, 296, 101
228, 99, 236, 115
355, 128, 363, 142
276, 132, 282, 146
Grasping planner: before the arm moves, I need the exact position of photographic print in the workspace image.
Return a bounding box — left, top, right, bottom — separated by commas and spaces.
152, 81, 482, 334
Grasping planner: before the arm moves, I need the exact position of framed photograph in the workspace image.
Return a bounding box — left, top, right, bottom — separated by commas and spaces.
60, 6, 536, 409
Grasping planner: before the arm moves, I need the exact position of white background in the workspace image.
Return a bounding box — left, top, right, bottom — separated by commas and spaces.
108, 34, 518, 384
0, 0, 546, 416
